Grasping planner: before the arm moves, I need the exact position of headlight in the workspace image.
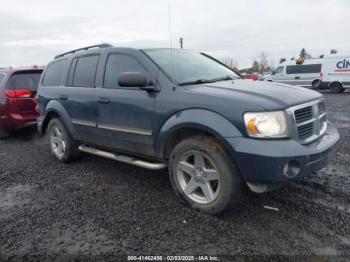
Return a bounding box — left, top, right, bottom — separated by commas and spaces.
243, 111, 289, 138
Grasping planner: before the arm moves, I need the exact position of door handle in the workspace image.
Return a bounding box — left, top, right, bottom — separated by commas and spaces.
59, 94, 68, 100
295, 76, 300, 80
97, 97, 111, 104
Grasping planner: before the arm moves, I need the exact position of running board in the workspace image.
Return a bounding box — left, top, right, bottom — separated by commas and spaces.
78, 145, 167, 170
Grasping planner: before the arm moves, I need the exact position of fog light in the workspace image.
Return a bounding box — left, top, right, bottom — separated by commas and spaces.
282, 160, 301, 178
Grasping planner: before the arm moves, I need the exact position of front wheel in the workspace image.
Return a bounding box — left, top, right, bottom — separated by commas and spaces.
311, 79, 320, 89
169, 136, 242, 214
47, 118, 79, 163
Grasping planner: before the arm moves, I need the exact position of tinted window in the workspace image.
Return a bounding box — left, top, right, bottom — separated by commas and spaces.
73, 55, 100, 87
42, 59, 67, 86
286, 64, 321, 74
7, 71, 42, 91
104, 54, 146, 88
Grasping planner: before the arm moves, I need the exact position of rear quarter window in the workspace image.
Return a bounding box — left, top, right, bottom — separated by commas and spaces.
42, 59, 67, 86
6, 71, 43, 91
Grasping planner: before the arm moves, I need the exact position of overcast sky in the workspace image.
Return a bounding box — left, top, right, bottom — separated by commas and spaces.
0, 0, 349, 68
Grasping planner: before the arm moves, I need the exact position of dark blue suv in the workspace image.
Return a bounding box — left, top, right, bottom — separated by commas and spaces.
37, 44, 339, 214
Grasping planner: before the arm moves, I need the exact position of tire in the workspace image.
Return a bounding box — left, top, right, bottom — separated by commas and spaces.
311, 79, 320, 89
168, 135, 242, 214
0, 129, 9, 139
47, 118, 79, 163
330, 82, 345, 93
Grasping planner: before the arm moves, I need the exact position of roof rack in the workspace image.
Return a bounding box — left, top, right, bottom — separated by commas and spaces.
54, 43, 114, 59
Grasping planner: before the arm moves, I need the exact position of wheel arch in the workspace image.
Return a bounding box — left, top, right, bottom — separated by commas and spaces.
328, 81, 343, 88
155, 109, 242, 160
40, 100, 76, 137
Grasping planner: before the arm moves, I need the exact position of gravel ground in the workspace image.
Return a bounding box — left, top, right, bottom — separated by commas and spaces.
0, 92, 349, 259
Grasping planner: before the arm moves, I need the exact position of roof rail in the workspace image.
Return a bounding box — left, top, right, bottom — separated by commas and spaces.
54, 43, 114, 59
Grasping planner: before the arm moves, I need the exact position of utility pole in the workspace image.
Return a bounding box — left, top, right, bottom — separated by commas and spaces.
179, 37, 183, 49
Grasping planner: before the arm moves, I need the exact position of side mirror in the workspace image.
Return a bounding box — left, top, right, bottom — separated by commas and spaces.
118, 72, 151, 89
271, 71, 276, 75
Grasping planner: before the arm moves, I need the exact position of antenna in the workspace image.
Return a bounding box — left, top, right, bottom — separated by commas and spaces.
168, 0, 175, 86
179, 37, 183, 49
168, 0, 173, 50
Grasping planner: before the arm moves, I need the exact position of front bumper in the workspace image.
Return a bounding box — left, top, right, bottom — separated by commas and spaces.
227, 122, 340, 192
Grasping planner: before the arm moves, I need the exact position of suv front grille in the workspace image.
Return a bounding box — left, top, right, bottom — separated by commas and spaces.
297, 122, 314, 140
294, 106, 313, 123
290, 100, 327, 144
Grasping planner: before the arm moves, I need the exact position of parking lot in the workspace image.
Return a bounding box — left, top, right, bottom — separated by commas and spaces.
0, 92, 349, 257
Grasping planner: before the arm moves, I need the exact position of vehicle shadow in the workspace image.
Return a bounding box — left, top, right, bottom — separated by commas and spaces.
1, 126, 38, 140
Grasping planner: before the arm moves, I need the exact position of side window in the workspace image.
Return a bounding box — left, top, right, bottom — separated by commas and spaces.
104, 54, 146, 88
72, 55, 100, 87
302, 64, 322, 73
286, 65, 299, 74
42, 59, 67, 86
275, 66, 283, 74
287, 64, 321, 74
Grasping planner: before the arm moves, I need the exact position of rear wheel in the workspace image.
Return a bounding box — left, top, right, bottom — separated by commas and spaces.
48, 118, 79, 163
169, 136, 242, 214
330, 82, 345, 93
311, 79, 320, 89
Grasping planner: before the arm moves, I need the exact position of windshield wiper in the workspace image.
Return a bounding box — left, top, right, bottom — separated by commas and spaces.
178, 75, 240, 86
210, 75, 239, 82
178, 79, 213, 86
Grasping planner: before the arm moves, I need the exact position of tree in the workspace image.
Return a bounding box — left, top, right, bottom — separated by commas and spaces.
257, 51, 270, 73
251, 60, 259, 72
220, 57, 239, 69
330, 49, 338, 54
279, 58, 286, 64
299, 48, 312, 59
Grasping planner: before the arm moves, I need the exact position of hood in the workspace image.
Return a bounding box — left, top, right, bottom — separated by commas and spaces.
183, 79, 322, 110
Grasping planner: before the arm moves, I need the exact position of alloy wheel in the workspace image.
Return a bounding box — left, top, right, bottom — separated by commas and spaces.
176, 151, 221, 204
50, 125, 66, 158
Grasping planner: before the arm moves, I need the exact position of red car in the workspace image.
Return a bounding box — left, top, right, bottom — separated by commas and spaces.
242, 73, 259, 81
0, 67, 43, 138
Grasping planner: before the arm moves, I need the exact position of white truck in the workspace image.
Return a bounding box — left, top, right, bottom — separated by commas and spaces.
263, 59, 322, 89
320, 54, 350, 93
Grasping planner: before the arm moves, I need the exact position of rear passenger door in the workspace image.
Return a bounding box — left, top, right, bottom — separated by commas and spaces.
96, 53, 155, 156
60, 54, 100, 142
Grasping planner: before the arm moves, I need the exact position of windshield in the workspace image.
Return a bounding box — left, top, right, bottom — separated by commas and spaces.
143, 49, 240, 84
